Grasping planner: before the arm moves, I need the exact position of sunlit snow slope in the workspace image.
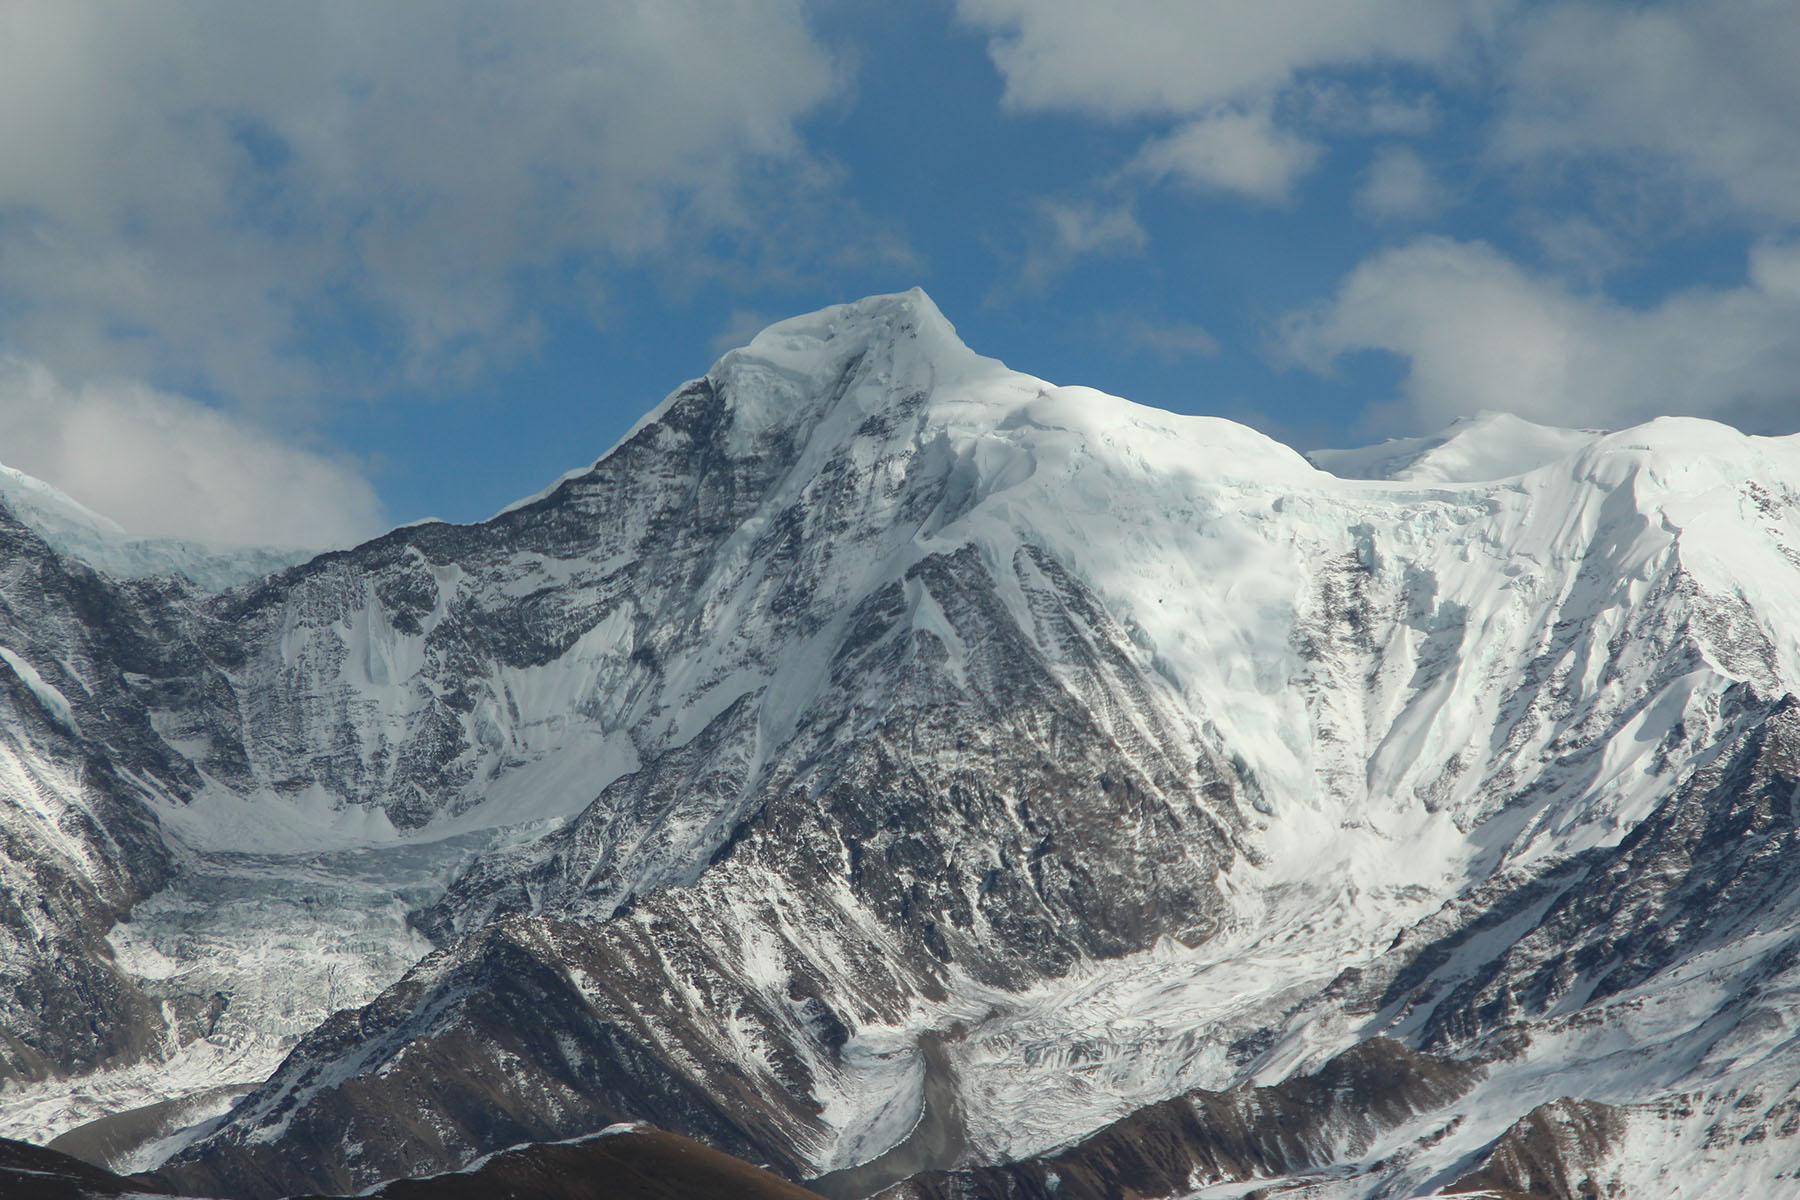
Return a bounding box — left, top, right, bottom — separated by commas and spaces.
3, 290, 1799, 1200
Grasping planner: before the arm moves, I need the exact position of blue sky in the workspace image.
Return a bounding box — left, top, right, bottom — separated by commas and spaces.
0, 0, 1796, 545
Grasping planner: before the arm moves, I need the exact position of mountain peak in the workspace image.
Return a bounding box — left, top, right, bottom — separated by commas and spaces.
696, 288, 1025, 455
715, 288, 980, 397
700, 290, 1317, 483
15, 288, 1800, 1200
712, 289, 976, 394
736, 287, 957, 354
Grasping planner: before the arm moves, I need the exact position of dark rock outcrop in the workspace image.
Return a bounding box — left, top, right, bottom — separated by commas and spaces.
311, 1126, 824, 1200
877, 1039, 1480, 1200
0, 1135, 176, 1199
1448, 1098, 1626, 1200
1385, 690, 1800, 1053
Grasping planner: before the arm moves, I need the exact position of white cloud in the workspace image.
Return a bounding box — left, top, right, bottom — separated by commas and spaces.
0, 357, 384, 547
1751, 239, 1800, 299
1527, 216, 1635, 287
956, 1, 1502, 212
956, 0, 1481, 118
1496, 1, 1800, 224
0, 1, 844, 401
1279, 237, 1800, 433
1134, 110, 1321, 203
1010, 199, 1147, 295
1303, 83, 1440, 136
1356, 145, 1449, 220
960, 1, 1800, 248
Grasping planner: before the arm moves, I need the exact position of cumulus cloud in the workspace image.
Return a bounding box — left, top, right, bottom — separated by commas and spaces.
1496, 0, 1800, 224
0, 1, 844, 401
1279, 237, 1800, 434
956, 1, 1498, 217
962, 1, 1800, 249
957, 0, 1478, 118
1356, 146, 1450, 220
0, 358, 385, 547
1134, 110, 1321, 203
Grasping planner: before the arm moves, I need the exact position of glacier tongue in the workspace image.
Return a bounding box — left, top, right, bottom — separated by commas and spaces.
0, 838, 455, 1155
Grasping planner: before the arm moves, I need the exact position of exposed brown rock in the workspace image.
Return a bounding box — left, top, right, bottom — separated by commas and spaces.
1448, 1098, 1626, 1200
300, 1126, 822, 1200
878, 1038, 1480, 1200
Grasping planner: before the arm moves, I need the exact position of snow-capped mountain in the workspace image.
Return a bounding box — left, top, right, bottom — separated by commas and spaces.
3, 290, 1799, 1199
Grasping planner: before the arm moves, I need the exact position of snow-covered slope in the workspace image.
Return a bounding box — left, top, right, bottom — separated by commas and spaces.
4, 290, 1800, 1199
1308, 410, 1604, 483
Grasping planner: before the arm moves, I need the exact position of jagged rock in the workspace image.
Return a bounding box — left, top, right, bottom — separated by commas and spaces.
1449, 1098, 1626, 1200
1381, 691, 1800, 1052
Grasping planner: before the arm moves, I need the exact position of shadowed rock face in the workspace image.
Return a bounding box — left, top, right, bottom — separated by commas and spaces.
1382, 691, 1800, 1054
1449, 1098, 1626, 1200
0, 1135, 175, 1199
876, 1039, 1480, 1200
147, 916, 848, 1198
0, 512, 184, 1083
3, 1128, 821, 1200
310, 1127, 825, 1200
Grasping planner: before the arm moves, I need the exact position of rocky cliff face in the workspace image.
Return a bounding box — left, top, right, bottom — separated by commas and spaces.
1449, 1098, 1627, 1200
0, 508, 192, 1084
4, 290, 1800, 1198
